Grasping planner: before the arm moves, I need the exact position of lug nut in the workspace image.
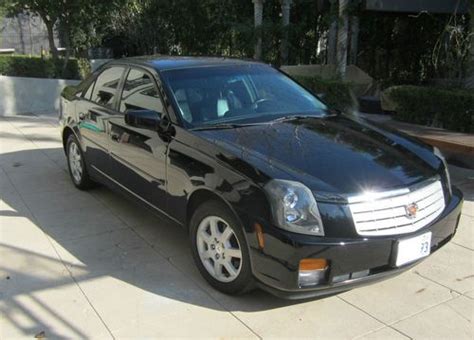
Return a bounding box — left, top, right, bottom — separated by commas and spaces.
215, 254, 220, 259
211, 244, 215, 250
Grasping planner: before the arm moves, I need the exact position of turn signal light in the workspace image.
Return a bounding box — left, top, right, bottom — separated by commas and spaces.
298, 258, 328, 287
299, 258, 328, 271
254, 223, 265, 249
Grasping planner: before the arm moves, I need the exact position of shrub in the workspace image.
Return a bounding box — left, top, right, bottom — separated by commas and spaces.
292, 75, 357, 112
0, 55, 87, 80
77, 58, 92, 79
389, 85, 474, 133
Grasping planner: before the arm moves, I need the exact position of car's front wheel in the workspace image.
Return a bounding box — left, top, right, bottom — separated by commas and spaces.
189, 200, 254, 295
66, 134, 94, 190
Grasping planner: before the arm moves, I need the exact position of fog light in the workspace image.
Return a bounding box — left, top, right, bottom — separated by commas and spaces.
298, 259, 328, 287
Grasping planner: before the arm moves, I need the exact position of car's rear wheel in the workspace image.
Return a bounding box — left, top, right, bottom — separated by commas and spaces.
66, 134, 94, 190
189, 200, 254, 295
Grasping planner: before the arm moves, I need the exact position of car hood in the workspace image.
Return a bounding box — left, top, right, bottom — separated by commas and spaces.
192, 115, 439, 195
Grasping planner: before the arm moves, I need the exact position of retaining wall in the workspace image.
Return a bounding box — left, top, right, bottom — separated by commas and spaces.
0, 76, 80, 116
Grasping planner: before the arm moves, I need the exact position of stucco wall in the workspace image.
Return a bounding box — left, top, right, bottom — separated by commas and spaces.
0, 76, 80, 116
0, 14, 59, 55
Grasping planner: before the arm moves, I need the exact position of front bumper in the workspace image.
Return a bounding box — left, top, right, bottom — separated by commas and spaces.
249, 187, 463, 300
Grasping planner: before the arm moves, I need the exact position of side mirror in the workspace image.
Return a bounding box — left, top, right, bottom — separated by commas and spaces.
124, 109, 161, 130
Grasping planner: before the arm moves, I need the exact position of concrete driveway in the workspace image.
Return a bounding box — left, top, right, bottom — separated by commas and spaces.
1, 115, 473, 339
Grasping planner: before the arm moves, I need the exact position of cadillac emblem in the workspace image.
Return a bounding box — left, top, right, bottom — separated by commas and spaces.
405, 203, 419, 219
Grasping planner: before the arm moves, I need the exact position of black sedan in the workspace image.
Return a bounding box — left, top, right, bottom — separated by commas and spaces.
59, 56, 463, 299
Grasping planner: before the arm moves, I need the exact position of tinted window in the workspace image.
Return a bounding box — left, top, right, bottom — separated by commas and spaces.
119, 68, 163, 114
91, 67, 125, 108
162, 64, 326, 126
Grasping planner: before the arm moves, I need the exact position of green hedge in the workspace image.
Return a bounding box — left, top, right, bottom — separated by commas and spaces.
389, 86, 474, 133
0, 55, 87, 80
292, 75, 357, 112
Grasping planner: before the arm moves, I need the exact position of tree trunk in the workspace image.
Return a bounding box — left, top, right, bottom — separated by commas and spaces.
349, 16, 359, 65
62, 25, 72, 77
253, 0, 264, 60
327, 0, 338, 65
17, 15, 25, 54
44, 19, 58, 60
280, 0, 292, 65
336, 0, 349, 79
466, 3, 474, 88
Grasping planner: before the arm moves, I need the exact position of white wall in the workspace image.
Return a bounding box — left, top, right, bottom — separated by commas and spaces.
0, 76, 80, 116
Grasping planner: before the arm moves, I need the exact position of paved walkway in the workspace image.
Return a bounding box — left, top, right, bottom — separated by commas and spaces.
1, 115, 473, 339
360, 113, 474, 167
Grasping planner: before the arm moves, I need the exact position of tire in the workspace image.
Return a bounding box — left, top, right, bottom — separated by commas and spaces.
189, 200, 254, 295
66, 134, 95, 190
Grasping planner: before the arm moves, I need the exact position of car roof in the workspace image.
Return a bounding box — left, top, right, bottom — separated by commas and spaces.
112, 55, 265, 72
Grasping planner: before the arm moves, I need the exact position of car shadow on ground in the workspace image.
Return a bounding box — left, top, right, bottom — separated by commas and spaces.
1, 146, 329, 323
2, 139, 473, 337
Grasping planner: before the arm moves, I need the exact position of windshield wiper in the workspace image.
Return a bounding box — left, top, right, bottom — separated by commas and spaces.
190, 123, 259, 131
191, 113, 329, 131
268, 114, 320, 124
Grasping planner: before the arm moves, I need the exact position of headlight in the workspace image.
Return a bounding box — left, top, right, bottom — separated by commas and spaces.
433, 147, 452, 196
264, 179, 324, 236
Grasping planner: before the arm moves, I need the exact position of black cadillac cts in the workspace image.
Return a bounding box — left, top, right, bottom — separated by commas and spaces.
60, 56, 463, 299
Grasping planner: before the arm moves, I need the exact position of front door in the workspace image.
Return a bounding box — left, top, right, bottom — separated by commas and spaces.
107, 67, 169, 209
77, 66, 126, 175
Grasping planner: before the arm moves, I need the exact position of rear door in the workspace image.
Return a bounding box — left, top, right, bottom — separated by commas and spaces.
107, 67, 169, 208
77, 66, 126, 175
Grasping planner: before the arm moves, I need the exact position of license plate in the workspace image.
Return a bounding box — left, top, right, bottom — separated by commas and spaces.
395, 232, 432, 267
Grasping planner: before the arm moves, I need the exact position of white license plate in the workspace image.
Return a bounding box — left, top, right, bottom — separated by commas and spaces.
395, 232, 432, 267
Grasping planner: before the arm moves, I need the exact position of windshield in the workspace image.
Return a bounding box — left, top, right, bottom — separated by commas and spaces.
161, 64, 327, 127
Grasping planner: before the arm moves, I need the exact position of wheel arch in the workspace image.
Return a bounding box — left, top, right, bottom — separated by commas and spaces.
62, 126, 75, 152
62, 125, 81, 153
186, 188, 242, 231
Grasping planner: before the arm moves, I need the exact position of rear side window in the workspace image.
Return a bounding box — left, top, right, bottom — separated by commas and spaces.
119, 68, 164, 114
91, 67, 125, 108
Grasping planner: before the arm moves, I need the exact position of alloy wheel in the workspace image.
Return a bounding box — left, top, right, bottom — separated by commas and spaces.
68, 142, 83, 184
196, 216, 243, 283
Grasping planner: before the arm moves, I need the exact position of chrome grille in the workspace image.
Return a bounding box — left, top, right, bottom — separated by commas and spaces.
349, 180, 445, 236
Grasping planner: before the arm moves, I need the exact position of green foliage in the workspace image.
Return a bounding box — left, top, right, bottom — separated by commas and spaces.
102, 0, 254, 58
357, 11, 471, 88
3, 0, 117, 60
0, 0, 9, 16
293, 75, 357, 112
390, 85, 474, 133
0, 55, 85, 79
77, 58, 91, 79
2, 0, 470, 90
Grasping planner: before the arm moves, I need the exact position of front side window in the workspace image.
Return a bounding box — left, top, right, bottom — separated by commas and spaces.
119, 68, 163, 114
162, 64, 327, 127
91, 67, 125, 108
